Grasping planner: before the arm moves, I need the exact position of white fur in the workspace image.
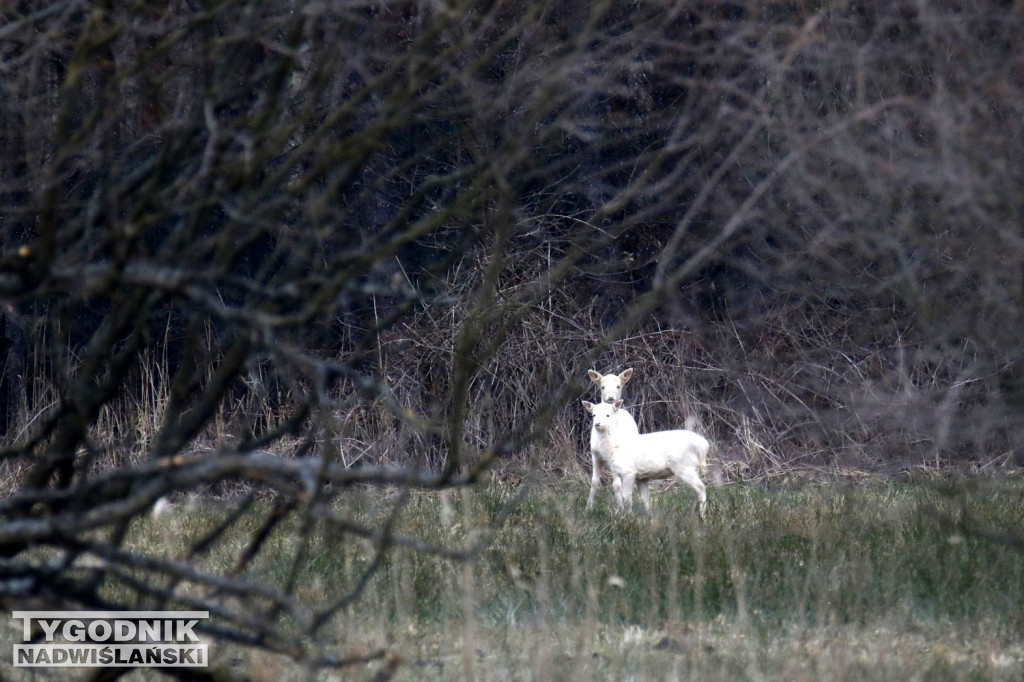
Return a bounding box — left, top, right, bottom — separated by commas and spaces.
586, 369, 640, 510
582, 400, 708, 518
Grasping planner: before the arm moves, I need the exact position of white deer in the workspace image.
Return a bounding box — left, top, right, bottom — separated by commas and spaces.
583, 399, 708, 518
586, 369, 640, 510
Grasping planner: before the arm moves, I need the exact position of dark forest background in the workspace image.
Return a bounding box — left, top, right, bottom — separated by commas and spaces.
2, 1, 1021, 477
0, 0, 1022, 671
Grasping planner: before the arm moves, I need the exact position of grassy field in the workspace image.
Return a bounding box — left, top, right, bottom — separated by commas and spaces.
20, 473, 1023, 681
378, 477, 1024, 682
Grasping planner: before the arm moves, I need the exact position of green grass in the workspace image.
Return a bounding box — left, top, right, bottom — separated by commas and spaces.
90, 476, 1024, 679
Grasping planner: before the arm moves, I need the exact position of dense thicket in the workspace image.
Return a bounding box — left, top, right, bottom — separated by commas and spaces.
0, 0, 1021, 671
2, 1, 1020, 476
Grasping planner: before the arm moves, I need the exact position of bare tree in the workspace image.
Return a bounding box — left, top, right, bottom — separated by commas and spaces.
0, 1, 707, 674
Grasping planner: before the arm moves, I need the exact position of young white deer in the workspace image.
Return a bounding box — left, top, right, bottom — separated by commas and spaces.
586, 369, 640, 510
582, 399, 708, 518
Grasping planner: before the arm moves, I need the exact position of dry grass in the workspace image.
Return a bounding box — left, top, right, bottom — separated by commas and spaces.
5, 472, 1015, 681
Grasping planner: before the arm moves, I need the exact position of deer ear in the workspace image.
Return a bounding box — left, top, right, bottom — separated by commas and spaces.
613, 400, 623, 410
620, 368, 633, 384
582, 400, 595, 414
587, 370, 601, 383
